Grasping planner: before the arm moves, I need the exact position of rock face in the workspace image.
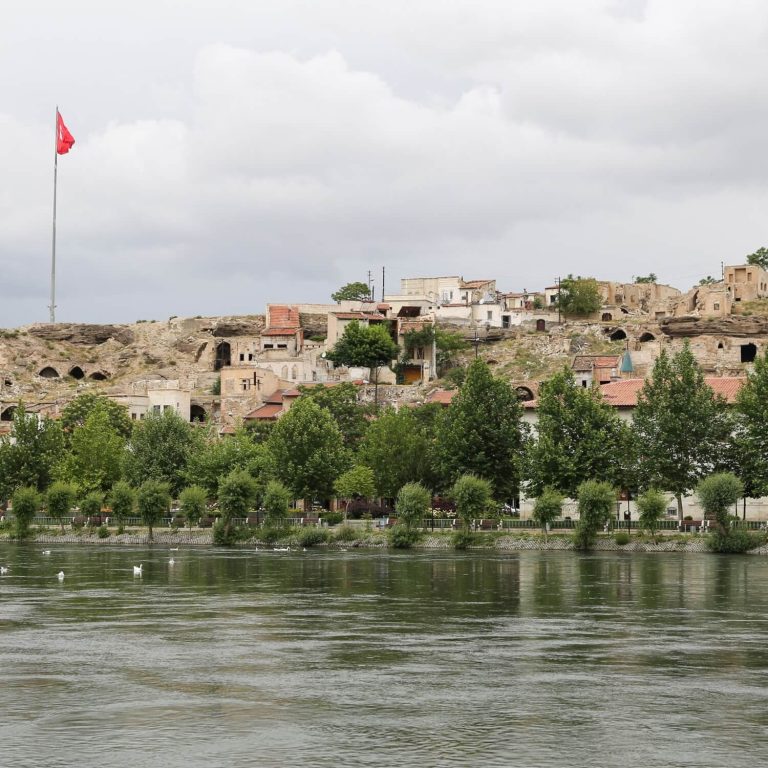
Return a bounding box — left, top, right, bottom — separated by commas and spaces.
660, 315, 768, 338
27, 323, 135, 345
210, 317, 265, 337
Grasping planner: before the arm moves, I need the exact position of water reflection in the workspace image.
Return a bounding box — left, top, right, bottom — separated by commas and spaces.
2, 545, 768, 768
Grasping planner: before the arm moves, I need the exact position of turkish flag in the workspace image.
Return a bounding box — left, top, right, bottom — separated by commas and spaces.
56, 111, 75, 155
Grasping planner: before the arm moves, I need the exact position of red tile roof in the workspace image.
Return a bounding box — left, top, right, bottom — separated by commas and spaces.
264, 390, 286, 404
426, 389, 458, 406
599, 377, 747, 407
267, 304, 300, 329
572, 355, 621, 371
262, 328, 298, 337
243, 403, 283, 420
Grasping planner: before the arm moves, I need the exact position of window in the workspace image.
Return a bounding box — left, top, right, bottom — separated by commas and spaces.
248, 353, 254, 361
163, 405, 173, 413
152, 405, 161, 413
239, 353, 244, 362
131, 413, 137, 420
277, 344, 288, 350
264, 343, 274, 349
487, 311, 493, 320
713, 303, 720, 311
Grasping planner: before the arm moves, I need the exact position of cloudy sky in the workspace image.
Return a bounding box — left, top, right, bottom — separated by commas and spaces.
2, 0, 768, 326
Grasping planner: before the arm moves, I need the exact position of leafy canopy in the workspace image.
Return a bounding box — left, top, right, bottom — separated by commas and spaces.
746, 246, 768, 270
555, 275, 602, 316
395, 482, 431, 530
326, 320, 399, 371
332, 281, 372, 303
452, 474, 492, 531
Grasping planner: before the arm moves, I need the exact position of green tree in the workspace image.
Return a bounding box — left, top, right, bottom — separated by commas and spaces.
526, 368, 631, 498
746, 246, 768, 270
334, 465, 376, 518
331, 281, 372, 303
263, 479, 291, 527
298, 382, 369, 450
634, 274, 658, 284
124, 410, 202, 496
697, 473, 743, 530
179, 485, 207, 529
437, 359, 526, 502
46, 481, 77, 532
0, 405, 64, 501
633, 345, 732, 520
698, 275, 718, 285
80, 491, 103, 521
109, 481, 136, 527
11, 486, 40, 539
242, 419, 275, 444
136, 480, 170, 541
395, 482, 431, 530
435, 328, 469, 371
556, 275, 602, 317
574, 480, 615, 550
60, 393, 133, 441
452, 474, 492, 531
734, 350, 768, 498
218, 469, 258, 535
532, 487, 563, 538
58, 404, 126, 493
267, 397, 349, 507
358, 408, 434, 499
326, 320, 399, 406
636, 488, 666, 538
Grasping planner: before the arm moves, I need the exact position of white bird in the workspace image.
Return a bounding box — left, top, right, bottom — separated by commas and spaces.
42, 550, 51, 556
168, 558, 175, 566
57, 571, 65, 581
169, 548, 179, 552
133, 564, 143, 576
0, 566, 8, 575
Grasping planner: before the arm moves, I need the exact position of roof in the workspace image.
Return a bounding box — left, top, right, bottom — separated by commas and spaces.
461, 279, 494, 289
267, 304, 300, 329
262, 328, 299, 337
243, 403, 283, 420
332, 312, 387, 320
572, 355, 622, 372
426, 389, 458, 406
599, 377, 747, 407
264, 389, 286, 404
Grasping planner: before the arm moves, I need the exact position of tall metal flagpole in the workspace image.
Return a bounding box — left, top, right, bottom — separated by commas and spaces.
50, 106, 58, 323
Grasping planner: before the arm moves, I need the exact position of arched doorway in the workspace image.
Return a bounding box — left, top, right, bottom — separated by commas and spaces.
38, 366, 60, 379
515, 386, 534, 402
609, 329, 627, 341
535, 319, 546, 332
214, 341, 231, 371
89, 371, 108, 381
638, 332, 655, 343
69, 366, 85, 380
741, 343, 757, 363
601, 313, 613, 321
190, 404, 207, 423
0, 406, 16, 422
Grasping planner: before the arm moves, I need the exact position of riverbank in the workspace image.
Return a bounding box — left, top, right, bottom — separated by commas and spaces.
4, 528, 764, 554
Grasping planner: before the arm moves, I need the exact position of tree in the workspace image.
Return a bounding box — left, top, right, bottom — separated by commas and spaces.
746, 246, 768, 270
452, 474, 492, 531
331, 281, 371, 303
395, 482, 431, 530
636, 488, 666, 538
58, 404, 126, 493
11, 486, 40, 539
358, 408, 434, 499
556, 275, 602, 317
267, 397, 350, 507
47, 481, 77, 532
633, 345, 732, 520
526, 368, 632, 498
334, 465, 376, 518
697, 473, 743, 530
574, 480, 615, 550
734, 349, 768, 498
109, 481, 136, 527
263, 479, 292, 527
124, 410, 202, 496
532, 488, 563, 538
137, 480, 171, 541
698, 275, 718, 285
179, 485, 207, 529
60, 393, 133, 442
298, 382, 369, 450
437, 359, 526, 502
634, 274, 658, 284
0, 405, 65, 502
325, 320, 399, 406
80, 491, 103, 521
435, 328, 469, 371
218, 469, 258, 534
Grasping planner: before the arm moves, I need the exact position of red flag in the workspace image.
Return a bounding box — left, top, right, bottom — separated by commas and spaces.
56, 111, 75, 155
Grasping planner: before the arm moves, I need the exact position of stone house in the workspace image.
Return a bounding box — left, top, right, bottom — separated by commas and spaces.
724, 264, 768, 304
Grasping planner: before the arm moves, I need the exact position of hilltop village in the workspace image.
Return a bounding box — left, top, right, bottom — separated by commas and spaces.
2, 264, 768, 433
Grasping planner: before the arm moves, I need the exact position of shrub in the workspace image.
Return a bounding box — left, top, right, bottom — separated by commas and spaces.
262, 480, 291, 527
97, 524, 110, 539
334, 524, 358, 542
452, 474, 492, 531
574, 480, 616, 550
109, 481, 135, 526
637, 488, 666, 537
451, 530, 475, 550
257, 526, 284, 544
298, 527, 329, 547
321, 511, 344, 526
388, 525, 420, 549
395, 482, 431, 530
11, 487, 41, 540
213, 520, 237, 546
697, 473, 744, 529
80, 492, 103, 521
614, 531, 630, 546
47, 482, 77, 532
137, 480, 171, 541
707, 528, 766, 554
179, 485, 206, 529
532, 488, 563, 535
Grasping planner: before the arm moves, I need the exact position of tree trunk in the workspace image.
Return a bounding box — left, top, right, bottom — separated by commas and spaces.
676, 493, 683, 522
148, 523, 154, 543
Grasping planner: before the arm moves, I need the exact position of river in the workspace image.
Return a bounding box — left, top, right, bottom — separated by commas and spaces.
1, 545, 766, 767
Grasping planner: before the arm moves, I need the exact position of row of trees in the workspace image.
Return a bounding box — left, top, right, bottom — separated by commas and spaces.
2, 342, 768, 539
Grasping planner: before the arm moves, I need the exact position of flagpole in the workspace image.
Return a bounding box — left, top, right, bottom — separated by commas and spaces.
50, 106, 58, 324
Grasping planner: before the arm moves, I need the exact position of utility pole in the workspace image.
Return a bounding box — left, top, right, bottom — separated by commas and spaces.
381, 266, 386, 302
556, 276, 561, 324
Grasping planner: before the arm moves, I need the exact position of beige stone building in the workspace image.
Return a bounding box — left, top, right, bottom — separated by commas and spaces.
724, 264, 768, 304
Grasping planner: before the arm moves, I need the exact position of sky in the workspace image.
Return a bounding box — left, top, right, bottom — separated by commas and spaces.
3, 0, 768, 326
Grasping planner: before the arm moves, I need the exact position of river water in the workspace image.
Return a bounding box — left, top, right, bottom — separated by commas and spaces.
1, 545, 767, 767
